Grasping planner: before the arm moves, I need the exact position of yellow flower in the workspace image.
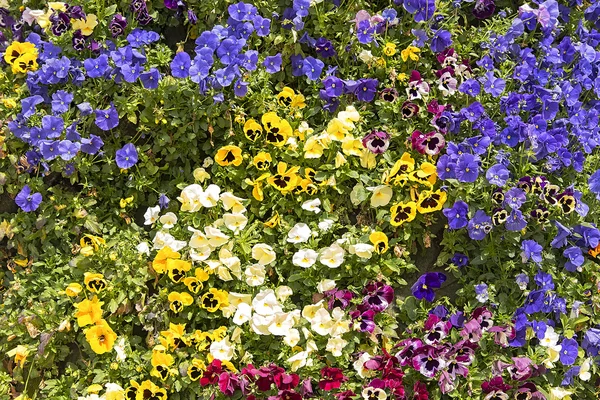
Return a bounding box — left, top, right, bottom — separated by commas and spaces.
262, 112, 292, 147
71, 14, 98, 36
264, 212, 280, 228
84, 272, 107, 293
85, 319, 117, 354
303, 135, 326, 159
80, 234, 105, 256
326, 118, 349, 141
153, 246, 181, 274
183, 277, 203, 294
65, 282, 83, 297
369, 232, 389, 254
383, 42, 397, 56
215, 145, 243, 167
243, 119, 263, 141
245, 173, 270, 201
401, 46, 421, 62
416, 189, 447, 214
159, 323, 187, 350
168, 291, 194, 313
291, 93, 306, 109
151, 346, 174, 380
397, 73, 408, 82
277, 87, 296, 107
341, 136, 363, 156
390, 201, 417, 226
267, 162, 301, 193
408, 162, 437, 187
11, 345, 29, 368
384, 153, 416, 184
167, 259, 191, 283
11, 52, 39, 74
2, 98, 17, 108
3, 41, 37, 65
200, 288, 229, 312
360, 149, 377, 169
135, 380, 167, 400
188, 359, 206, 381
253, 152, 272, 170
193, 167, 210, 182
74, 296, 104, 327
48, 2, 67, 11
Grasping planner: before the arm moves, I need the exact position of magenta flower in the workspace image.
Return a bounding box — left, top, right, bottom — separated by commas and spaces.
411, 130, 445, 156
362, 131, 390, 154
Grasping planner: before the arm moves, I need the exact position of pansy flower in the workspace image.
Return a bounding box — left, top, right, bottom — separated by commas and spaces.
115, 143, 138, 169
85, 320, 117, 354
215, 145, 243, 167
390, 201, 417, 226
263, 54, 282, 74
262, 113, 292, 146
362, 131, 390, 154
84, 272, 107, 293
369, 232, 389, 254
411, 130, 445, 156
168, 291, 194, 313
412, 272, 447, 302
416, 189, 447, 214
443, 200, 469, 230
467, 210, 492, 240
15, 185, 42, 212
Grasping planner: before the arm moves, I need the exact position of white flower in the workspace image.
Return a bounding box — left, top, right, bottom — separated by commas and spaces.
275, 286, 293, 302
203, 157, 214, 168
153, 231, 186, 251
580, 358, 591, 381
245, 264, 266, 286
136, 242, 150, 255
349, 243, 374, 259
250, 313, 274, 335
302, 301, 324, 323
23, 8, 46, 25
283, 328, 300, 347
233, 303, 252, 325
228, 292, 252, 308
220, 192, 246, 213
358, 49, 374, 63
144, 205, 161, 225
210, 338, 234, 361
252, 289, 282, 316
105, 382, 124, 394
311, 308, 333, 336
319, 243, 345, 268
318, 219, 334, 232
178, 184, 205, 212
317, 279, 336, 293
287, 351, 309, 371
223, 213, 248, 233
189, 246, 212, 261
205, 226, 230, 248
268, 312, 294, 336
252, 243, 276, 265
219, 248, 242, 280
540, 326, 560, 347
549, 387, 573, 399
302, 198, 322, 214
329, 307, 351, 337
367, 185, 393, 208
543, 344, 562, 368
114, 338, 127, 362
326, 337, 348, 357
188, 227, 209, 248
159, 212, 177, 229
287, 223, 312, 244
292, 249, 318, 268
200, 184, 221, 207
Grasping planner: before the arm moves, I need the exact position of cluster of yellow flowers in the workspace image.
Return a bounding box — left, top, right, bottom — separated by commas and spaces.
69, 273, 117, 355
3, 42, 38, 74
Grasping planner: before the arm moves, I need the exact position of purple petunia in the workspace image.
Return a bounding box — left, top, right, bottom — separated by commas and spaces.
115, 143, 138, 169
412, 272, 447, 302
15, 185, 42, 212
95, 104, 119, 131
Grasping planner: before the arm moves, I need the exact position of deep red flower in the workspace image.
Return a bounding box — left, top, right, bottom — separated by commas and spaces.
413, 381, 429, 400
218, 372, 240, 396
274, 372, 300, 390
319, 367, 347, 391
200, 359, 223, 386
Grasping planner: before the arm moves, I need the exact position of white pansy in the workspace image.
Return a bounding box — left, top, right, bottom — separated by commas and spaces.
250, 313, 274, 335
159, 212, 177, 229
358, 49, 374, 63
245, 264, 266, 287
189, 246, 212, 261
367, 185, 393, 208
144, 205, 161, 225
210, 338, 234, 361
105, 383, 124, 394
223, 213, 248, 233
287, 223, 312, 243
287, 351, 309, 372
205, 226, 229, 248
540, 326, 559, 347
549, 387, 572, 399
311, 308, 333, 336
317, 279, 336, 293
178, 184, 204, 212
203, 157, 213, 168
188, 227, 210, 248
326, 337, 348, 357
275, 286, 293, 302
329, 307, 351, 337
114, 337, 127, 362
219, 248, 242, 280
580, 359, 591, 381
233, 303, 252, 325
283, 328, 300, 347
319, 243, 345, 268
252, 289, 282, 316
136, 242, 150, 255
268, 312, 294, 336
301, 198, 321, 214
302, 301, 325, 322
349, 243, 375, 259
220, 192, 246, 213
318, 219, 334, 231
292, 249, 318, 268
200, 184, 221, 207
252, 243, 276, 265
153, 231, 186, 251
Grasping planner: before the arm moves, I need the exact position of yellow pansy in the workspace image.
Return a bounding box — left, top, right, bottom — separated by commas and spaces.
168, 291, 194, 313
401, 46, 421, 62
71, 14, 98, 36
74, 296, 104, 327
85, 319, 117, 354
264, 212, 280, 228
243, 119, 263, 141
65, 282, 83, 297
152, 246, 181, 274
215, 145, 243, 167
4, 41, 37, 65
167, 259, 192, 283
262, 112, 292, 147
415, 189, 447, 214
390, 201, 417, 226
370, 232, 389, 254
267, 162, 301, 193
84, 272, 107, 293
200, 288, 229, 312
253, 152, 272, 170
383, 42, 397, 56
